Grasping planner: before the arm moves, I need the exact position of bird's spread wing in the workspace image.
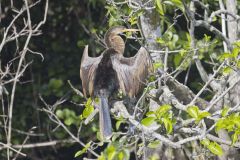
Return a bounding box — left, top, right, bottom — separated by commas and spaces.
80, 45, 103, 97
111, 47, 152, 98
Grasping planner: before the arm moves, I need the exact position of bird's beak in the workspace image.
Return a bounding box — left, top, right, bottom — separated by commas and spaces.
121, 28, 140, 33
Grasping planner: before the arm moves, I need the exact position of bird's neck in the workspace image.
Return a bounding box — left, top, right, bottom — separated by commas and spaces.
105, 34, 125, 54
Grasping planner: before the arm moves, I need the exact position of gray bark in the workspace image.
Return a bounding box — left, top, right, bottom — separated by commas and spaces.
218, 1, 239, 159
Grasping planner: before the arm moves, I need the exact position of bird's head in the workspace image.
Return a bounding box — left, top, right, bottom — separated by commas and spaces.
104, 26, 139, 54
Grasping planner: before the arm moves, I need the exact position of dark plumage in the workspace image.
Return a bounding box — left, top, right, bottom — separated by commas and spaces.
80, 26, 152, 139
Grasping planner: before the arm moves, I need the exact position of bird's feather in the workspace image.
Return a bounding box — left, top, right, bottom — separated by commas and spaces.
111, 47, 152, 97
80, 46, 152, 98
80, 45, 103, 96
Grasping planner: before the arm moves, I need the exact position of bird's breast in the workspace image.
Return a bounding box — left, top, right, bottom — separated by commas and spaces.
93, 53, 119, 97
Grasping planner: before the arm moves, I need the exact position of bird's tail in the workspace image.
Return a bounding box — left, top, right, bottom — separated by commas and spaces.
99, 97, 112, 140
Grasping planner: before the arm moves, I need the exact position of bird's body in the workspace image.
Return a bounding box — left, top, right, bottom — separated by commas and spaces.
93, 49, 119, 137
80, 26, 152, 139
93, 49, 119, 97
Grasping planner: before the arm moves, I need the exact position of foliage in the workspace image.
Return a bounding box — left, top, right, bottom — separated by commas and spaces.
216, 113, 240, 144
75, 142, 92, 158
186, 106, 211, 123
141, 104, 174, 134
201, 139, 223, 156
98, 143, 130, 160
1, 0, 240, 159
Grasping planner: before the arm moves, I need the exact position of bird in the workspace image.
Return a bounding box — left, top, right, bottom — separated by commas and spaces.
80, 26, 152, 140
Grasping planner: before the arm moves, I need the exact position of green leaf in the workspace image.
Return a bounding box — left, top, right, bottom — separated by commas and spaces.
74, 150, 85, 158
218, 52, 232, 61
56, 110, 64, 119
82, 98, 95, 119
116, 120, 125, 130
98, 154, 105, 160
86, 98, 93, 107
231, 131, 239, 145
201, 139, 210, 146
147, 140, 161, 148
94, 97, 100, 104
170, 0, 184, 11
111, 134, 119, 142
96, 131, 103, 141
199, 111, 211, 118
187, 106, 199, 119
119, 136, 127, 144
197, 111, 211, 122
187, 106, 210, 123
216, 117, 235, 132
118, 151, 124, 160
211, 16, 217, 22
153, 61, 163, 70
221, 106, 229, 117
149, 154, 160, 160
163, 1, 174, 5
207, 142, 223, 156
72, 95, 81, 102
237, 60, 240, 68
63, 108, 76, 117
141, 117, 156, 126
233, 41, 240, 48
232, 47, 239, 59
146, 111, 156, 117
172, 34, 179, 43
204, 34, 211, 42
179, 49, 187, 56
64, 117, 75, 126
162, 118, 173, 134
223, 66, 233, 76
107, 145, 116, 160
128, 10, 143, 25
233, 118, 240, 128
149, 75, 157, 82
166, 31, 173, 40
201, 139, 223, 156
173, 54, 182, 67
155, 0, 164, 15
215, 119, 224, 131
156, 37, 165, 44
156, 104, 172, 119
74, 142, 91, 157
82, 105, 94, 119
56, 108, 81, 126
48, 78, 63, 89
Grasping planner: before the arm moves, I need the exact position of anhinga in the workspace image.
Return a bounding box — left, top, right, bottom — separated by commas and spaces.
80, 26, 152, 139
